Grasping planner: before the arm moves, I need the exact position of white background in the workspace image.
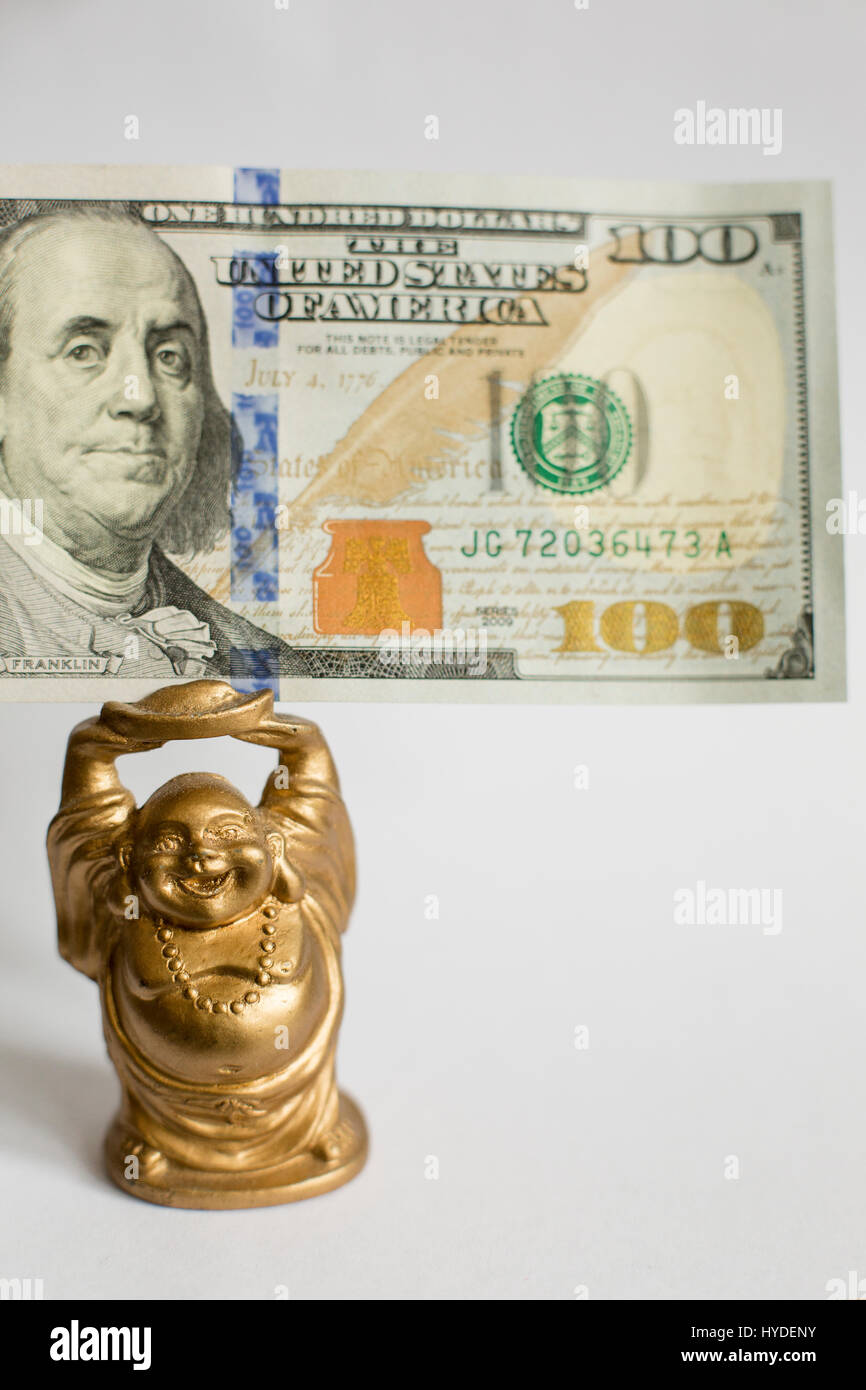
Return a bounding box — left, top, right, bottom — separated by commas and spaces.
0, 0, 864, 1301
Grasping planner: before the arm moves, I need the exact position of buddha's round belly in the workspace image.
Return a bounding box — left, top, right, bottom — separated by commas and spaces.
111, 952, 332, 1086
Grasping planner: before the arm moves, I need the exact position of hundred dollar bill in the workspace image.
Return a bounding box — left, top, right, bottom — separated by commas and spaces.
0, 166, 844, 702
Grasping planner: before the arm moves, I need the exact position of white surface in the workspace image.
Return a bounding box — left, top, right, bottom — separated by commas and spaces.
1, 0, 864, 1300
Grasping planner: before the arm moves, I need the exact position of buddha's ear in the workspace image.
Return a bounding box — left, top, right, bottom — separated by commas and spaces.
266, 829, 305, 903
118, 841, 133, 873
266, 830, 284, 864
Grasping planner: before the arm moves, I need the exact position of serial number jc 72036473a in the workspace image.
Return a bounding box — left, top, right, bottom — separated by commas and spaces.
460, 528, 733, 560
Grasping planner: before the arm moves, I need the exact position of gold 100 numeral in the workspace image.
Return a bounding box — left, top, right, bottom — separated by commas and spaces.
555, 599, 763, 655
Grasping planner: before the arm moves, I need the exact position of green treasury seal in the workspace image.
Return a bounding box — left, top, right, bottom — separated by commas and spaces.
510, 373, 632, 494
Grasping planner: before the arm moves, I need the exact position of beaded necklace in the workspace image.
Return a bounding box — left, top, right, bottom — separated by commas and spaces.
153, 895, 282, 1014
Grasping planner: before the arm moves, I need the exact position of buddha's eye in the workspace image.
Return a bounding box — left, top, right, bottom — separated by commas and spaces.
215, 825, 241, 841
152, 833, 183, 854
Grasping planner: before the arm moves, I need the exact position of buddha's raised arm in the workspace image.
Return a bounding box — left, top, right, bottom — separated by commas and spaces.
49, 717, 162, 980
238, 712, 338, 790
238, 712, 355, 930
59, 715, 162, 806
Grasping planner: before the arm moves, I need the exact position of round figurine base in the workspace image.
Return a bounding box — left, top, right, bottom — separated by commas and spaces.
104, 1094, 368, 1210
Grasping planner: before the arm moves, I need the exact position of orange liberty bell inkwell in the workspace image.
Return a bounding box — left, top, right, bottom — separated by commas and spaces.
313, 520, 442, 635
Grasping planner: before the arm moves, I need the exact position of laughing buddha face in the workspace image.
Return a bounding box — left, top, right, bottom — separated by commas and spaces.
123, 774, 283, 928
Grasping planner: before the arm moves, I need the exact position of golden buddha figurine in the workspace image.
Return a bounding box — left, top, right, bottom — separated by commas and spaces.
47, 679, 367, 1209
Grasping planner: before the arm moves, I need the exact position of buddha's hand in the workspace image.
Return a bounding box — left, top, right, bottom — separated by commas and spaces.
235, 712, 322, 752
236, 713, 334, 786
68, 714, 165, 758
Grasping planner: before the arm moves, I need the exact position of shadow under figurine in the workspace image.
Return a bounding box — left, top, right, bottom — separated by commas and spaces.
47, 679, 367, 1209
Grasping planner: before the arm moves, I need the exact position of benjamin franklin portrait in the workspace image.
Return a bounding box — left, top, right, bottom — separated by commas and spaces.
0, 205, 298, 679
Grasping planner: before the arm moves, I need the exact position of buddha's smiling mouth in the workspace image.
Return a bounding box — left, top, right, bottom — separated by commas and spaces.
173, 870, 234, 899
